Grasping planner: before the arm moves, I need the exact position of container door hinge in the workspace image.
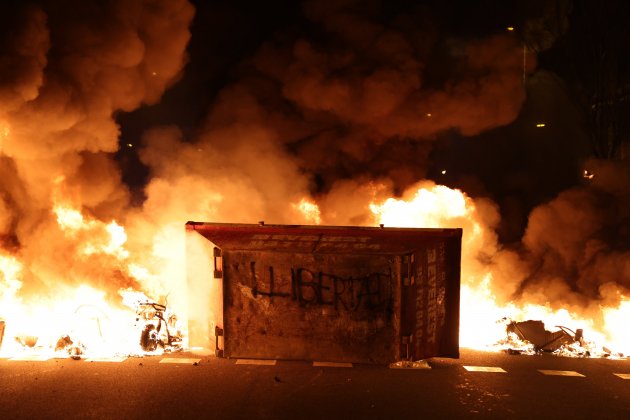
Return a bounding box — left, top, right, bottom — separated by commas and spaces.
215, 326, 224, 357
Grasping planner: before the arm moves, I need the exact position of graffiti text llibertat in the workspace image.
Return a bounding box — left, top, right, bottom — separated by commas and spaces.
249, 261, 392, 312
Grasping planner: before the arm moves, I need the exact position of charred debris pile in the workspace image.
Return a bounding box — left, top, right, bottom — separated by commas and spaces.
497, 319, 624, 359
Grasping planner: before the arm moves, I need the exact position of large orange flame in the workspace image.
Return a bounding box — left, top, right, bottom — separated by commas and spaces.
2, 178, 628, 359
0, 190, 184, 358
369, 181, 629, 356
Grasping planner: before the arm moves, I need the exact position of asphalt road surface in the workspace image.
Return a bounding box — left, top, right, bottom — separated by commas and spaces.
1, 348, 629, 419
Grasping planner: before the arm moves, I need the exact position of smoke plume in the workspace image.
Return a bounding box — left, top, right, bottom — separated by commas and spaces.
0, 0, 194, 299
517, 159, 630, 312
139, 0, 530, 221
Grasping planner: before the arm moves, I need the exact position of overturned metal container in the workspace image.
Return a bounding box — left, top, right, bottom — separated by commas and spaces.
186, 222, 462, 364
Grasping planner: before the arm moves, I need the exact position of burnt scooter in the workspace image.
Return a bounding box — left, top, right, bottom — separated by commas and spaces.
136, 301, 182, 352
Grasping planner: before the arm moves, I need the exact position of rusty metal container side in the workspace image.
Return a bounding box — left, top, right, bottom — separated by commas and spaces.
186, 222, 462, 364
223, 251, 399, 363
399, 237, 461, 360
0, 320, 4, 350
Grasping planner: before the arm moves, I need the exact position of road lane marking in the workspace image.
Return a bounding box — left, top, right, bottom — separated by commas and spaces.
8, 355, 51, 361
313, 361, 353, 368
235, 359, 277, 365
538, 370, 585, 377
463, 366, 506, 373
159, 357, 201, 364
85, 357, 127, 362
614, 373, 630, 379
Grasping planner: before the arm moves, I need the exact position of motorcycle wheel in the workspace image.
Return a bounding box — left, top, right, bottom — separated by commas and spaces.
140, 324, 158, 351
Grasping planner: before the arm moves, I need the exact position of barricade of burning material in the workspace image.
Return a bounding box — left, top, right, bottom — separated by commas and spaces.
498, 318, 625, 358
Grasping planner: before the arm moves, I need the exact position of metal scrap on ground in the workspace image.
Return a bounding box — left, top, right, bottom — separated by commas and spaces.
506, 320, 580, 352
501, 319, 624, 358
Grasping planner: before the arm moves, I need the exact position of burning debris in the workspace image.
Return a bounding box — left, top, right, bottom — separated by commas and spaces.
498, 318, 624, 359
54, 335, 85, 360
506, 320, 582, 352
0, 288, 186, 359
15, 335, 39, 349
123, 289, 184, 353
135, 301, 183, 353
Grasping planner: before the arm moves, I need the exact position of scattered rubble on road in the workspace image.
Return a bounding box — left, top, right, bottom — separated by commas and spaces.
389, 360, 431, 369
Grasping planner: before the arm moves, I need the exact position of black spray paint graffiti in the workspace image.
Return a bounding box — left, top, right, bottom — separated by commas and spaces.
249, 262, 392, 312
